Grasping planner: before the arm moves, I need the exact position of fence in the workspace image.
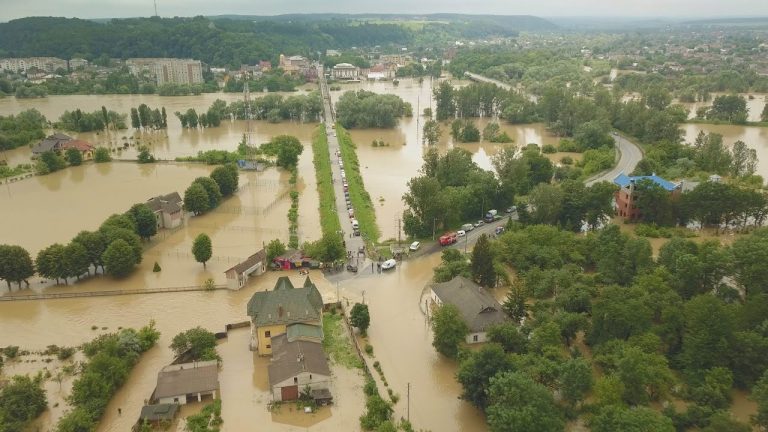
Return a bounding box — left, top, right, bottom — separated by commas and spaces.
0, 284, 228, 302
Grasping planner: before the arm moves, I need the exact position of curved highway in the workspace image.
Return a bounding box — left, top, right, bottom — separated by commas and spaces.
585, 132, 644, 186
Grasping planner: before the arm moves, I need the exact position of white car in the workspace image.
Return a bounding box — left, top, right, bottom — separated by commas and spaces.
381, 259, 397, 270
409, 241, 421, 251
457, 230, 466, 237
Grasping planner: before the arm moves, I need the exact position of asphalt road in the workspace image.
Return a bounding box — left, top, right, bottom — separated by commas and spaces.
586, 132, 644, 186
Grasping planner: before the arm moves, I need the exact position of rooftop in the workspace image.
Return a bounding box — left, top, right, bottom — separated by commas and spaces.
430, 276, 509, 333
247, 276, 323, 327
139, 404, 179, 422
146, 192, 183, 214
225, 248, 266, 276
613, 173, 679, 192
154, 360, 219, 399
267, 334, 331, 386
286, 323, 324, 342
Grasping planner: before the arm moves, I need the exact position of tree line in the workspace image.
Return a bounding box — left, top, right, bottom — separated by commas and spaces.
131, 104, 168, 130
0, 109, 47, 150
335, 90, 412, 128
56, 106, 127, 132
432, 223, 768, 432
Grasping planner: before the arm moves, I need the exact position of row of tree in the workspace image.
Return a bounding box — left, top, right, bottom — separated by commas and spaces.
0, 109, 47, 150
431, 223, 768, 432
130, 104, 168, 130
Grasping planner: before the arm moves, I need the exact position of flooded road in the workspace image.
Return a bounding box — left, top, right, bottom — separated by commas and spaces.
329, 78, 559, 240
338, 253, 488, 432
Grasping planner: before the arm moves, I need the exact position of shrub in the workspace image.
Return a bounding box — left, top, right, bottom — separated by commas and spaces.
542, 144, 557, 154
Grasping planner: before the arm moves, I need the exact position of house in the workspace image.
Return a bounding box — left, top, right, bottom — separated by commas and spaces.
59, 139, 95, 160
146, 192, 184, 229
224, 248, 266, 290
153, 360, 219, 405
246, 276, 324, 355
279, 54, 309, 76
268, 334, 331, 402
613, 173, 681, 220
429, 276, 509, 344
332, 63, 360, 80
135, 404, 179, 429
259, 60, 272, 71
31, 133, 73, 156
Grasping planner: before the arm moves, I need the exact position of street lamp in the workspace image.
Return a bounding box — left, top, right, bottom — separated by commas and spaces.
432, 217, 437, 241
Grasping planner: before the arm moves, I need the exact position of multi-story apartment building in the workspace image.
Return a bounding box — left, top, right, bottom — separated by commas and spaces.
125, 58, 204, 85
0, 57, 68, 74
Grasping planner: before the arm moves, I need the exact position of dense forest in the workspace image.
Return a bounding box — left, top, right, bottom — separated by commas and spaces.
0, 15, 551, 68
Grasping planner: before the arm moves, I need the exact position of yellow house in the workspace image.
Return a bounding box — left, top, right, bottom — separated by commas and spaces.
247, 276, 323, 355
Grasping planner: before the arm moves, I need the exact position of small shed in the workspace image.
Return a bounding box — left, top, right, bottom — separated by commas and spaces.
224, 249, 266, 290
137, 403, 179, 428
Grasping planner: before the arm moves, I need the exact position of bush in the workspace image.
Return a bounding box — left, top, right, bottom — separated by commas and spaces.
561, 156, 574, 165
542, 144, 557, 154
558, 139, 581, 152
3, 345, 20, 358
365, 344, 374, 356
57, 347, 76, 360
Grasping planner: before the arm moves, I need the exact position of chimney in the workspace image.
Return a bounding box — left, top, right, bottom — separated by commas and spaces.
278, 305, 284, 317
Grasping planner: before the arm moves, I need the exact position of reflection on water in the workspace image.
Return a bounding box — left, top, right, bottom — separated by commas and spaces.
683, 123, 768, 178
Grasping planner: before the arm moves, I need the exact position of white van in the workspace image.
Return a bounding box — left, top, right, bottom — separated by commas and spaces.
351, 219, 359, 230
461, 223, 474, 232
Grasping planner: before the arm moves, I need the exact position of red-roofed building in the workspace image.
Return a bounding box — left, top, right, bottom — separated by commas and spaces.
59, 139, 95, 160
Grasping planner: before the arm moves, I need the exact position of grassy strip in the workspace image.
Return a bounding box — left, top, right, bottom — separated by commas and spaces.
685, 119, 768, 127
336, 125, 380, 244
288, 167, 299, 248
322, 312, 364, 369
312, 125, 342, 237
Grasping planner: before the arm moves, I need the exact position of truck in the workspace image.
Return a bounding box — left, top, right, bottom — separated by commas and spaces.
485, 209, 498, 222
439, 232, 458, 246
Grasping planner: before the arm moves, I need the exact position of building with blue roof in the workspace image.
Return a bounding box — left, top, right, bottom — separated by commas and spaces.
613, 172, 681, 220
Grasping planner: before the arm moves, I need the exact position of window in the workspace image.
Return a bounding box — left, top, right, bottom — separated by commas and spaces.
264, 330, 271, 338
293, 377, 298, 384
266, 344, 271, 349
473, 334, 478, 342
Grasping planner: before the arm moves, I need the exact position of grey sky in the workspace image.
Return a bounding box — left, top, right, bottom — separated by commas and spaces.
0, 0, 766, 21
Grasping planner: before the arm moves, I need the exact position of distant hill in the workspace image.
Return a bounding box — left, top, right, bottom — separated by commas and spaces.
682, 16, 768, 27
0, 15, 554, 67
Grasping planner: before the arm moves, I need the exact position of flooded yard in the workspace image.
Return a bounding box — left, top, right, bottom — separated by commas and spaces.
683, 123, 768, 178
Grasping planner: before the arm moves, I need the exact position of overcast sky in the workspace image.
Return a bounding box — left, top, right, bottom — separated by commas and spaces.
1, 0, 766, 21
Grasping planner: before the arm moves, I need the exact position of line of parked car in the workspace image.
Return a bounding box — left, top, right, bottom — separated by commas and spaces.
438, 207, 515, 246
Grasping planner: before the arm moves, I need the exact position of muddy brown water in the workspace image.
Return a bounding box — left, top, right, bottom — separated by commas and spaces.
677, 93, 767, 123
683, 123, 768, 177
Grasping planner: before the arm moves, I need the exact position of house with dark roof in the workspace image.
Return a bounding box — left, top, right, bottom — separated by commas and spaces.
30, 133, 73, 155
429, 276, 509, 344
613, 173, 681, 220
152, 360, 219, 405
247, 276, 324, 355
224, 248, 266, 290
135, 404, 179, 429
146, 192, 184, 229
268, 334, 331, 402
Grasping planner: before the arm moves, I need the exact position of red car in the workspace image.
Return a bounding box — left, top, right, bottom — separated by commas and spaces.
439, 232, 457, 246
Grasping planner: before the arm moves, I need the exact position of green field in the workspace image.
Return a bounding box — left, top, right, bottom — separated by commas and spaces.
312, 125, 343, 237
336, 126, 381, 244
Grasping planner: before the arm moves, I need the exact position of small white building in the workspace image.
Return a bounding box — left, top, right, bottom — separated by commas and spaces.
223, 249, 266, 290
429, 276, 509, 344
268, 334, 332, 402
332, 63, 360, 80
153, 361, 219, 405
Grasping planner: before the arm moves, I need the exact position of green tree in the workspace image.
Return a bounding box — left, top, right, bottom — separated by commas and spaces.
590, 405, 674, 432
730, 140, 757, 178
265, 238, 286, 262
691, 367, 733, 410
422, 119, 441, 145
184, 183, 210, 215
101, 227, 143, 264
732, 230, 768, 296
94, 147, 111, 162
170, 327, 217, 361
210, 164, 239, 196
457, 343, 513, 409
192, 177, 222, 210
37, 150, 66, 174
702, 411, 751, 432
130, 107, 140, 129
72, 230, 107, 271
137, 147, 155, 163
760, 103, 768, 123
64, 241, 90, 280
0, 244, 34, 288
434, 80, 455, 121
487, 322, 528, 353
681, 295, 734, 372
350, 303, 370, 335
486, 372, 564, 432
65, 148, 83, 166
262, 135, 304, 168
36, 243, 68, 284
752, 369, 768, 430
433, 249, 471, 283
502, 280, 527, 323
616, 346, 673, 404
707, 94, 748, 124
574, 120, 614, 150
560, 357, 594, 407
100, 213, 136, 232
127, 203, 158, 241
102, 239, 138, 277
470, 234, 496, 287
192, 234, 212, 268
431, 304, 468, 359
693, 132, 732, 175
0, 375, 47, 432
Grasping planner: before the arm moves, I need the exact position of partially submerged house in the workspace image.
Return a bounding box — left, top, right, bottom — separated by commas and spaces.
224, 249, 266, 290
268, 334, 332, 403
613, 173, 681, 221
246, 276, 324, 355
146, 192, 184, 229
31, 133, 73, 155
135, 404, 179, 429
59, 139, 95, 160
153, 360, 219, 405
429, 276, 509, 344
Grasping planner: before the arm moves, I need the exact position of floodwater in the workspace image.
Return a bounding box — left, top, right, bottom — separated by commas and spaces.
337, 253, 488, 432
683, 123, 768, 177
677, 93, 767, 123
329, 78, 560, 240
0, 272, 364, 431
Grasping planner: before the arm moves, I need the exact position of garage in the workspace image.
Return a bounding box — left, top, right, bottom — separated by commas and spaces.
281, 385, 299, 401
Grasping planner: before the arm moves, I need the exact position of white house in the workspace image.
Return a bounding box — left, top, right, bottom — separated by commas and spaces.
224, 249, 266, 290
268, 334, 332, 402
153, 361, 219, 405
332, 63, 360, 80
429, 276, 509, 344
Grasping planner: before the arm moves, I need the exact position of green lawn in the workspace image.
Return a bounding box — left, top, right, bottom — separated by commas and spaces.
336, 125, 380, 244
322, 312, 364, 369
312, 125, 342, 237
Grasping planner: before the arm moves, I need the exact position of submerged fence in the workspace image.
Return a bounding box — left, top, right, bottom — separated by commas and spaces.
0, 284, 228, 302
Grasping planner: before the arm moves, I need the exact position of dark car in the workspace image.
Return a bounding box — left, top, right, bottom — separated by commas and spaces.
346, 264, 358, 273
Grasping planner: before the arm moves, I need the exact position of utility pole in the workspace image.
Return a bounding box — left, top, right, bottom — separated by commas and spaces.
407, 382, 411, 422
362, 290, 366, 305
153, 0, 158, 17
397, 218, 402, 248
432, 218, 437, 241
416, 95, 420, 144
